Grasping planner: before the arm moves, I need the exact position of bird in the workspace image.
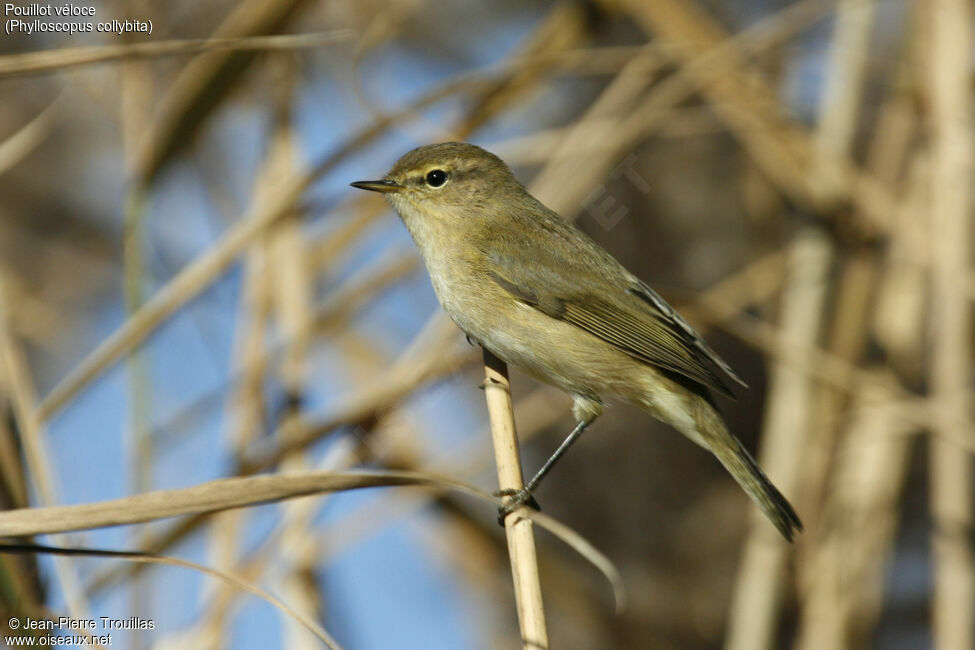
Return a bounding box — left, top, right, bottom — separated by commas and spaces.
352, 141, 802, 541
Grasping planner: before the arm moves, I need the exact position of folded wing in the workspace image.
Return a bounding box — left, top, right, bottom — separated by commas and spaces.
483, 222, 746, 399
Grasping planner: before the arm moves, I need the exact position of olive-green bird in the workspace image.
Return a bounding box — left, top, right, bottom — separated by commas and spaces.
352, 142, 802, 541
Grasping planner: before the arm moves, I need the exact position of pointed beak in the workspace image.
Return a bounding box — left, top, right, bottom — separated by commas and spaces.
350, 179, 404, 194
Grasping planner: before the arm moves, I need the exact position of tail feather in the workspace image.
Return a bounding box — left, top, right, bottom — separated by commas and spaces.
688, 395, 803, 541
721, 437, 803, 542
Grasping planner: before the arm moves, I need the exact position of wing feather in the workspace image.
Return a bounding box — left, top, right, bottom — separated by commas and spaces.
482, 224, 745, 398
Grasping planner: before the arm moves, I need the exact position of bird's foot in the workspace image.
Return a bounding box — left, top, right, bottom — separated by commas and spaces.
493, 488, 541, 526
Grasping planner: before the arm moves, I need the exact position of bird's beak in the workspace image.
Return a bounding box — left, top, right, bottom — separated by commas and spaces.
350, 179, 404, 193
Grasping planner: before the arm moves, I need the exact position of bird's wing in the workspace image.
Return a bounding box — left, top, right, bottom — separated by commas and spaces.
484, 230, 746, 399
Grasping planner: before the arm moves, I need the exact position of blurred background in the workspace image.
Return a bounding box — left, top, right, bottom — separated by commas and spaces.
0, 0, 972, 648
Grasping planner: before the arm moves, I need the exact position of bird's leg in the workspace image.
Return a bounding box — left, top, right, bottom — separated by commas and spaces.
495, 415, 595, 524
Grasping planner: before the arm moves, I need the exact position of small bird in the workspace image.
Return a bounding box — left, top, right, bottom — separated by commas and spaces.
352, 142, 802, 541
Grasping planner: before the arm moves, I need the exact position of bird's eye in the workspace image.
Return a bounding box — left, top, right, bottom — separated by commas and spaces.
425, 169, 448, 187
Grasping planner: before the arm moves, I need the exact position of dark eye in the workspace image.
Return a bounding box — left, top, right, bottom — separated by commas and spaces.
425, 169, 448, 187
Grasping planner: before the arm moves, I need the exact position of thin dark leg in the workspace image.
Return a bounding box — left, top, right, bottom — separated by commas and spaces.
495, 416, 595, 523
525, 417, 592, 493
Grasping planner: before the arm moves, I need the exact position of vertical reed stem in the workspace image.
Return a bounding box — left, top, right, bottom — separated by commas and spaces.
482, 348, 549, 650
927, 0, 974, 647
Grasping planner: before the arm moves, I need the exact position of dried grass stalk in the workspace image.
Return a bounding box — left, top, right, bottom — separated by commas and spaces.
0, 31, 352, 78
0, 470, 469, 537
926, 1, 974, 647
619, 0, 895, 236
796, 379, 913, 649
725, 229, 831, 650
0, 274, 90, 618
482, 350, 549, 650
134, 0, 312, 183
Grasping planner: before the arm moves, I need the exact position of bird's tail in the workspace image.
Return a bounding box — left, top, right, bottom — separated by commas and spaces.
716, 433, 803, 542
670, 392, 803, 541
